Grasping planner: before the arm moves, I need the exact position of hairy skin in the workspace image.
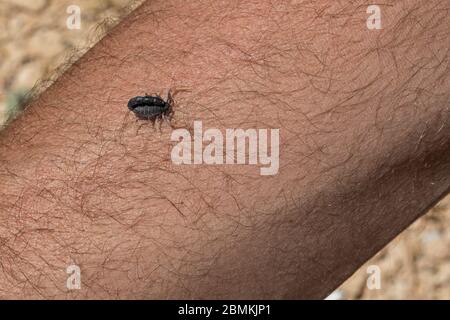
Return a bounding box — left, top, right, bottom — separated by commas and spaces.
0, 0, 449, 299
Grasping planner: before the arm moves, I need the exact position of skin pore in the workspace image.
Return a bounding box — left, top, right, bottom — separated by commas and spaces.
0, 0, 449, 298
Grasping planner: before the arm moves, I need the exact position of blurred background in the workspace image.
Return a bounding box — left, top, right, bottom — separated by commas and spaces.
0, 0, 448, 299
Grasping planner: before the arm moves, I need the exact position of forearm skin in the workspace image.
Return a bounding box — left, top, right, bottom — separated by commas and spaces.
0, 0, 449, 298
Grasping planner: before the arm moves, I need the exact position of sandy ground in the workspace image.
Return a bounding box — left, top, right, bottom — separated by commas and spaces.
0, 0, 448, 299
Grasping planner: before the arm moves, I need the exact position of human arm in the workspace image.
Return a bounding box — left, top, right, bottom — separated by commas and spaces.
0, 0, 449, 298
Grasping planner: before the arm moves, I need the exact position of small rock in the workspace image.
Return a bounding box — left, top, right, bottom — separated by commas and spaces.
421, 229, 441, 244
11, 62, 42, 90
325, 290, 344, 300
